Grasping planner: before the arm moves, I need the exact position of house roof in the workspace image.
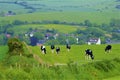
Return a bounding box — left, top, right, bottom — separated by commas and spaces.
88, 38, 99, 43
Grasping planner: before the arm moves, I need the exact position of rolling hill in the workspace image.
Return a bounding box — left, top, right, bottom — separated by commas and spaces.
0, 0, 120, 80
0, 0, 119, 14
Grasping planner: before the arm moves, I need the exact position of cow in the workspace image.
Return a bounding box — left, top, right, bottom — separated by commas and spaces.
85, 49, 94, 60
105, 45, 112, 53
56, 47, 60, 54
51, 45, 55, 53
41, 45, 46, 54
66, 44, 71, 51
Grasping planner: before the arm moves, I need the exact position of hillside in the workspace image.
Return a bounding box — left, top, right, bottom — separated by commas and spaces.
1, 43, 120, 65
30, 44, 120, 64
0, 44, 120, 80
0, 0, 119, 14
1, 11, 119, 24
0, 11, 120, 45
0, 0, 120, 80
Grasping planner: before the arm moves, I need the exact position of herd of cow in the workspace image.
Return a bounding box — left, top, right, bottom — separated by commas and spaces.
40, 44, 112, 60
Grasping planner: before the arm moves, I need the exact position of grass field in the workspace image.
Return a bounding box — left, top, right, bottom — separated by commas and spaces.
0, 46, 8, 61
0, 0, 119, 14
1, 44, 119, 65
1, 11, 120, 25
104, 76, 120, 80
29, 44, 120, 65
0, 44, 120, 80
9, 24, 85, 34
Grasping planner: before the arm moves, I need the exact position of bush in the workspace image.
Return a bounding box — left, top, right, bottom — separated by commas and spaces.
7, 38, 24, 55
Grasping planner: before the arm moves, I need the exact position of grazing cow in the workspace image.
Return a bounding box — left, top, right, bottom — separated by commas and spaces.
66, 44, 71, 51
41, 45, 46, 54
51, 45, 55, 53
105, 45, 112, 53
85, 49, 94, 60
56, 47, 60, 54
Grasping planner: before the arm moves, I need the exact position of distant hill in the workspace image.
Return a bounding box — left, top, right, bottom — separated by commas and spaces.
0, 0, 119, 15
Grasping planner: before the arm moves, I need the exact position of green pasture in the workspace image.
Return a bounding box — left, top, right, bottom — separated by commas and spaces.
30, 44, 120, 65
0, 3, 29, 14
27, 0, 119, 12
0, 43, 120, 80
104, 76, 120, 80
1, 43, 119, 65
0, 0, 119, 14
9, 24, 85, 34
1, 11, 120, 25
0, 46, 8, 61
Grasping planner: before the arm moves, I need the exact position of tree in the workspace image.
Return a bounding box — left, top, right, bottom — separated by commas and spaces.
7, 38, 24, 55
84, 20, 92, 27
12, 20, 25, 25
6, 28, 14, 35
112, 33, 120, 40
34, 32, 44, 40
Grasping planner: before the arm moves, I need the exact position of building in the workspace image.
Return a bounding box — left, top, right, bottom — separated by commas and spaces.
87, 38, 101, 45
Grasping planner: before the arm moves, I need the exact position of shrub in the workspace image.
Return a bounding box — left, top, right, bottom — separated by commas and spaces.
7, 38, 24, 55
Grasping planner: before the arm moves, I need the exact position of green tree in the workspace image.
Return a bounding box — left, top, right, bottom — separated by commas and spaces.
84, 20, 92, 27
112, 33, 120, 40
6, 28, 14, 35
34, 32, 44, 40
7, 38, 24, 55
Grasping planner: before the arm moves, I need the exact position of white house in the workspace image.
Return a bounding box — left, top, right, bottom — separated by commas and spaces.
87, 38, 101, 45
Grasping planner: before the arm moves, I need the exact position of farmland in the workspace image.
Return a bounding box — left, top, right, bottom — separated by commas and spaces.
0, 0, 119, 14
1, 11, 119, 24
0, 44, 120, 80
0, 0, 120, 79
30, 44, 120, 64
0, 0, 119, 46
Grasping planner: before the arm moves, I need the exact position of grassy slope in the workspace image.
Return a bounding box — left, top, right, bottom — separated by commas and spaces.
0, 0, 119, 13
1, 44, 119, 64
9, 24, 85, 34
0, 46, 8, 61
0, 44, 120, 80
103, 76, 120, 80
30, 44, 120, 64
1, 11, 120, 24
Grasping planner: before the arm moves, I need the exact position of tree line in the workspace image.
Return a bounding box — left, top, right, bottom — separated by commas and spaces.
0, 19, 120, 45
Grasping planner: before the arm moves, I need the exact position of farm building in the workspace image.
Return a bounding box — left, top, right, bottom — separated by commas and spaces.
87, 38, 101, 45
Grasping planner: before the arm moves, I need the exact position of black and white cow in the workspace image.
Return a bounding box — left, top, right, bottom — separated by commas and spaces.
105, 45, 112, 53
85, 49, 94, 60
56, 47, 60, 54
51, 45, 55, 53
41, 45, 46, 54
66, 44, 71, 51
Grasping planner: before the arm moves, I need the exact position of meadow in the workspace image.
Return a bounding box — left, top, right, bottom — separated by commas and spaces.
30, 44, 120, 65
9, 24, 85, 34
0, 44, 120, 80
0, 0, 119, 14
0, 0, 120, 79
1, 11, 119, 25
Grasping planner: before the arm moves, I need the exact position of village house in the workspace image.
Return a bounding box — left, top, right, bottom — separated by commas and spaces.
87, 38, 101, 45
